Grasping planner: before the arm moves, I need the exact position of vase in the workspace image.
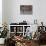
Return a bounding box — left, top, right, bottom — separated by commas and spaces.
0, 38, 5, 44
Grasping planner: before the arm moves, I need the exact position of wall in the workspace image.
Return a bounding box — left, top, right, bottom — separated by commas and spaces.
0, 0, 2, 27
2, 0, 8, 24
8, 0, 38, 24
2, 0, 46, 26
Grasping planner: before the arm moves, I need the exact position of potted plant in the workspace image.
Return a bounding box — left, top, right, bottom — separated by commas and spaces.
0, 23, 9, 44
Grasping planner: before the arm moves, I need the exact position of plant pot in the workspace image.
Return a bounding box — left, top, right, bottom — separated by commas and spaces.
0, 38, 5, 44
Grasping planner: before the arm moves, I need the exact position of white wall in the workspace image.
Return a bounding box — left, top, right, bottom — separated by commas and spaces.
0, 0, 2, 27
2, 0, 8, 24
8, 0, 36, 24
3, 0, 46, 26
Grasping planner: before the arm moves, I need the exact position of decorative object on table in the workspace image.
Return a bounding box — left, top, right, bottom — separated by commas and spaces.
38, 22, 45, 32
19, 20, 27, 25
41, 22, 43, 26
41, 22, 45, 32
26, 27, 32, 40
32, 31, 36, 39
34, 19, 37, 24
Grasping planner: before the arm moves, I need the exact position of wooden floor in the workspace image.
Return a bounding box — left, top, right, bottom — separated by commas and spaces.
0, 44, 46, 46
40, 45, 46, 46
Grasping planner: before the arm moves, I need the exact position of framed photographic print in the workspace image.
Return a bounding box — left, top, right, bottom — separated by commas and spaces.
20, 5, 32, 15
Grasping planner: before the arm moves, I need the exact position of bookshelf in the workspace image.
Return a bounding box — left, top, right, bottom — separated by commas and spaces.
9, 25, 30, 37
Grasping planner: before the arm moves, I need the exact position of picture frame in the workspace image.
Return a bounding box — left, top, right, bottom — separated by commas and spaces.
20, 5, 32, 15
